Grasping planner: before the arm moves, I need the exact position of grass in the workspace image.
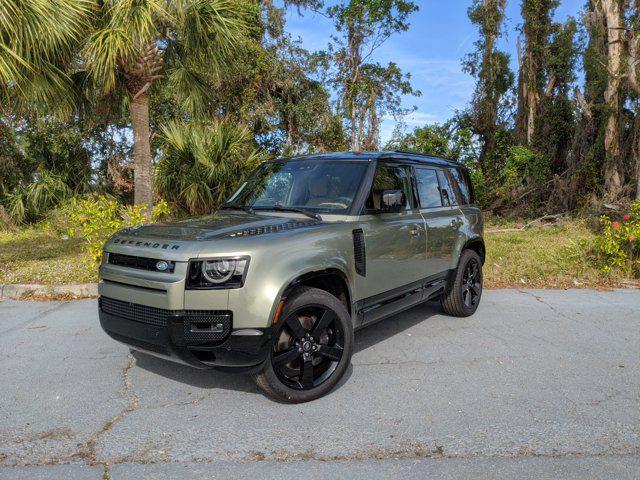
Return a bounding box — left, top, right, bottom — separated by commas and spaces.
0, 218, 628, 289
0, 227, 97, 285
484, 217, 622, 289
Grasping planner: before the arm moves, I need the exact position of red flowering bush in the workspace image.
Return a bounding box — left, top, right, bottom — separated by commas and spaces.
597, 201, 640, 277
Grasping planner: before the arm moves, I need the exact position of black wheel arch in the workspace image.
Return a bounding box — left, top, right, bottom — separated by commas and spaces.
278, 269, 353, 319
444, 238, 485, 294
463, 237, 486, 265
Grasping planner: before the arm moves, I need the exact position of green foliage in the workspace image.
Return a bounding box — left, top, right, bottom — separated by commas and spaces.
155, 120, 264, 215
596, 202, 640, 277
57, 196, 171, 267
326, 0, 420, 149
19, 119, 93, 191
388, 121, 479, 166
494, 146, 551, 201
0, 0, 93, 112
83, 0, 250, 99
6, 171, 72, 223
464, 0, 514, 176
0, 120, 30, 198
470, 168, 492, 210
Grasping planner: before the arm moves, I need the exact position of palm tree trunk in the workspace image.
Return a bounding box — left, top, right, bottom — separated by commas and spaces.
130, 92, 153, 206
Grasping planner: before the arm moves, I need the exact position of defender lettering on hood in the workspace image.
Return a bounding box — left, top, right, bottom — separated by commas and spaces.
112, 237, 181, 250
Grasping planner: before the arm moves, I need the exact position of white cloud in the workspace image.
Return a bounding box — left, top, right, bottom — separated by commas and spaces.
403, 112, 441, 126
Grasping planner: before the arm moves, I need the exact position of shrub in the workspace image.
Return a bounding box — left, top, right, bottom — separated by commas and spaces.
495, 146, 551, 201
5, 171, 72, 223
596, 201, 640, 278
54, 196, 170, 267
155, 120, 264, 215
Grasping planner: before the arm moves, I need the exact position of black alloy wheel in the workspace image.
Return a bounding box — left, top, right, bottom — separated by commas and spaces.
253, 287, 353, 403
272, 306, 345, 390
461, 257, 482, 309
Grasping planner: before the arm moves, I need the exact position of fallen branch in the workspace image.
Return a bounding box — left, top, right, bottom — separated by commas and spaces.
487, 214, 566, 233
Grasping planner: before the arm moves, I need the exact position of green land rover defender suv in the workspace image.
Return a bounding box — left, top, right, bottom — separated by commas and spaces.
98, 151, 485, 402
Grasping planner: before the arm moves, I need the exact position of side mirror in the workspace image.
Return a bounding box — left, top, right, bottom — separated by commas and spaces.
381, 190, 405, 213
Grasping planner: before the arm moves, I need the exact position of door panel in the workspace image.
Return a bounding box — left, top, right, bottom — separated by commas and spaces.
360, 211, 427, 299
415, 167, 461, 276
421, 207, 462, 275
355, 163, 427, 311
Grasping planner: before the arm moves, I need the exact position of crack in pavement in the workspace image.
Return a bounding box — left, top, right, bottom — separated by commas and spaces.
119, 354, 134, 398
517, 290, 572, 321
76, 353, 139, 480
0, 301, 70, 336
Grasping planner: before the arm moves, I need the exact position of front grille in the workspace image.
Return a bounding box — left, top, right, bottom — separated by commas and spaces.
99, 297, 233, 344
100, 297, 169, 327
108, 253, 175, 273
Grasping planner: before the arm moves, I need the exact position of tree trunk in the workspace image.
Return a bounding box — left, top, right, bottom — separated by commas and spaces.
130, 92, 153, 206
598, 0, 624, 199
517, 37, 538, 146
636, 154, 640, 200
351, 97, 359, 152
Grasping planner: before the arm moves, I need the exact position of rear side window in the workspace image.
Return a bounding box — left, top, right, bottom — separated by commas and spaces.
449, 167, 473, 205
436, 169, 457, 206
415, 168, 442, 208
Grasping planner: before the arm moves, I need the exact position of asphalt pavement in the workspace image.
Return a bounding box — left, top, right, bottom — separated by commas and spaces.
0, 289, 638, 479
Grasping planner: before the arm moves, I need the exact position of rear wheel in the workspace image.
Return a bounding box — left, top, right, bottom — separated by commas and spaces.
253, 287, 353, 403
441, 249, 483, 317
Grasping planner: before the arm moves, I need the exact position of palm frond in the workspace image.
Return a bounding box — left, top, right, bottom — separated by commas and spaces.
155, 119, 264, 215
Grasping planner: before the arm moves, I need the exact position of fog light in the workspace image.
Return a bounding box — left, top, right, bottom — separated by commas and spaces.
156, 260, 170, 272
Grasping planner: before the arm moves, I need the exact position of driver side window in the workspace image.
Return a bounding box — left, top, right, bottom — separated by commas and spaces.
365, 164, 413, 212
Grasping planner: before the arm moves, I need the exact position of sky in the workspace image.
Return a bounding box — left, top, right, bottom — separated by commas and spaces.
280, 0, 586, 144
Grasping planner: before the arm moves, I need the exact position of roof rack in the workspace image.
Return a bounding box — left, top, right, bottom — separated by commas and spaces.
391, 149, 424, 156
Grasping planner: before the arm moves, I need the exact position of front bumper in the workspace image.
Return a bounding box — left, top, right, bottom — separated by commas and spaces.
98, 297, 274, 373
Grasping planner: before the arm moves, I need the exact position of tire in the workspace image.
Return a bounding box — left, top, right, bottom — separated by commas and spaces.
253, 286, 354, 403
441, 249, 483, 317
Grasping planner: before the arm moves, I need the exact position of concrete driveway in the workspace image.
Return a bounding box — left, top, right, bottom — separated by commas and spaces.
0, 290, 638, 479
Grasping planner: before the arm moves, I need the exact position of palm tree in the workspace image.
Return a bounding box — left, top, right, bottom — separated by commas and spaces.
0, 0, 92, 111
82, 0, 249, 206
155, 119, 262, 215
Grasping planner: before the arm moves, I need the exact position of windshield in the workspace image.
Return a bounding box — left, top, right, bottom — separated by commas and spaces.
226, 160, 369, 214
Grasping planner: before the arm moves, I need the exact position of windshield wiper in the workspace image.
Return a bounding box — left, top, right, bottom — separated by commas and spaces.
220, 203, 254, 214
255, 205, 322, 222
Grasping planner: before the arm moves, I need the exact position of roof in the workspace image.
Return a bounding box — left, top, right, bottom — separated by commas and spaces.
277, 150, 463, 167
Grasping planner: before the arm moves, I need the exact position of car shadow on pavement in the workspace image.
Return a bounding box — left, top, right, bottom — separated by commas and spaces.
129, 300, 441, 396
131, 351, 258, 393
353, 300, 441, 354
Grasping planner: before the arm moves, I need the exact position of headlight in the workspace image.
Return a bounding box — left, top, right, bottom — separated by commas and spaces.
187, 256, 249, 290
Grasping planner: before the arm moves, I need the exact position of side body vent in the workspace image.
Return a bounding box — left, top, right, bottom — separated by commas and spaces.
352, 229, 366, 277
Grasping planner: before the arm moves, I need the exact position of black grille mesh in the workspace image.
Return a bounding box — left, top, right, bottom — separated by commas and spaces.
108, 253, 175, 273
100, 297, 233, 344
183, 313, 233, 343
100, 297, 169, 327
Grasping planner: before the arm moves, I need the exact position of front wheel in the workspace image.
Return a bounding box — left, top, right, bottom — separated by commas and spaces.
441, 249, 483, 317
253, 287, 354, 403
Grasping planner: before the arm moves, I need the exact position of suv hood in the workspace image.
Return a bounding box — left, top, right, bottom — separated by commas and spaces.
117, 210, 321, 241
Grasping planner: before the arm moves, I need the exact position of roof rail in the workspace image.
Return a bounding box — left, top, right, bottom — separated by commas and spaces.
391, 149, 424, 156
